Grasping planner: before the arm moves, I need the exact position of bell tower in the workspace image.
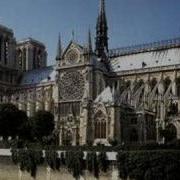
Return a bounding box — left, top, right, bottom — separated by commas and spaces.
95, 0, 109, 58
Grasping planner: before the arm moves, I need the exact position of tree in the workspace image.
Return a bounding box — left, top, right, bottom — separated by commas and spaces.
0, 103, 28, 139
11, 148, 43, 178
30, 110, 54, 141
98, 151, 109, 172
86, 152, 99, 178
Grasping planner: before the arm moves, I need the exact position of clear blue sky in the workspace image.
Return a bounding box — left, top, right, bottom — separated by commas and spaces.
0, 0, 180, 65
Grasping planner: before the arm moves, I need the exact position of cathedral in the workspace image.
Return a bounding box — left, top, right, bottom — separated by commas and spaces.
0, 0, 180, 146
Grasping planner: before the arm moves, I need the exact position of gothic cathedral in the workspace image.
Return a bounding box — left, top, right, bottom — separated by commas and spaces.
0, 0, 180, 145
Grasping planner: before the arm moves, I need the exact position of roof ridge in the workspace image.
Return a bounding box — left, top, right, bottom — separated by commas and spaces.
109, 37, 180, 58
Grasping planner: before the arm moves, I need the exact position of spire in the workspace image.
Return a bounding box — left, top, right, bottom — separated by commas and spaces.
95, 0, 108, 58
56, 33, 62, 61
88, 29, 92, 52
72, 30, 75, 41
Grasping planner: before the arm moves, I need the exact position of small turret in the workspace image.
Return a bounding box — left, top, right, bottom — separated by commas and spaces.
88, 29, 93, 53
56, 33, 62, 61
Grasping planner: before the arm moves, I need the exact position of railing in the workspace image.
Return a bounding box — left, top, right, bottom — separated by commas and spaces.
109, 37, 180, 58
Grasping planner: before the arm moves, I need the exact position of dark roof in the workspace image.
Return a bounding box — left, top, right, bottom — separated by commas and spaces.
20, 66, 56, 86
17, 37, 45, 48
0, 24, 13, 34
109, 37, 180, 58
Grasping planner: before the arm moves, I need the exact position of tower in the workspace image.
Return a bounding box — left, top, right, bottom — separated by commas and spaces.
95, 0, 108, 58
16, 38, 47, 71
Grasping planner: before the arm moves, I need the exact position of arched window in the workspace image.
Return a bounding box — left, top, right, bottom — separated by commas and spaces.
37, 49, 42, 68
149, 78, 157, 91
163, 77, 171, 92
94, 111, 107, 139
134, 79, 144, 92
17, 49, 22, 69
4, 37, 9, 65
130, 128, 138, 142
176, 77, 180, 97
33, 47, 37, 69
62, 129, 72, 146
125, 80, 131, 88
22, 48, 26, 71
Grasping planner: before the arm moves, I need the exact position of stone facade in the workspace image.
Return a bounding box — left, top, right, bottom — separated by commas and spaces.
0, 0, 180, 146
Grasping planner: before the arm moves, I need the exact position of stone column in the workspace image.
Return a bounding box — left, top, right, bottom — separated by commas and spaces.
109, 107, 115, 140
45, 101, 51, 111
18, 102, 26, 112
172, 71, 177, 96
59, 127, 63, 145
36, 101, 43, 111
26, 47, 29, 71
80, 107, 88, 145
72, 128, 76, 146
27, 102, 35, 117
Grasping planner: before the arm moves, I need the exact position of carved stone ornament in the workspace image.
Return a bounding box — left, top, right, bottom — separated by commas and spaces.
65, 49, 79, 64
59, 71, 85, 100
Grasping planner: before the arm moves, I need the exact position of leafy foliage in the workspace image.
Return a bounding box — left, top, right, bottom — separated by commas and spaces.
65, 150, 84, 180
0, 104, 28, 139
11, 148, 43, 178
30, 110, 54, 141
45, 150, 60, 170
117, 150, 180, 180
98, 151, 109, 172
86, 152, 99, 178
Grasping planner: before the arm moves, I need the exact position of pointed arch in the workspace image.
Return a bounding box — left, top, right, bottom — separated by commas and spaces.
149, 78, 157, 91
176, 77, 180, 97
94, 110, 107, 139
163, 77, 171, 92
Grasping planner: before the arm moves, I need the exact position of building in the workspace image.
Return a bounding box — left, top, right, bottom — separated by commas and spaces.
1, 0, 180, 145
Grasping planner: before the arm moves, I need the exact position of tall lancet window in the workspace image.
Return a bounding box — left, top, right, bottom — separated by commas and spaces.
94, 111, 107, 139
4, 38, 9, 65
33, 47, 37, 69
18, 49, 23, 69
37, 49, 42, 68
22, 48, 26, 71
176, 77, 180, 97
163, 77, 171, 93
149, 78, 157, 91
0, 36, 2, 61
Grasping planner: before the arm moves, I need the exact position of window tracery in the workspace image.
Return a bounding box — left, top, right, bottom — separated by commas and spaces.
94, 111, 107, 139
65, 49, 79, 64
59, 71, 85, 100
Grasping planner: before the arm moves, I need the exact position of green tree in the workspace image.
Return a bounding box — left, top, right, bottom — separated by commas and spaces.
86, 152, 99, 178
98, 151, 109, 172
45, 150, 61, 170
11, 148, 43, 178
0, 103, 28, 139
30, 111, 54, 141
